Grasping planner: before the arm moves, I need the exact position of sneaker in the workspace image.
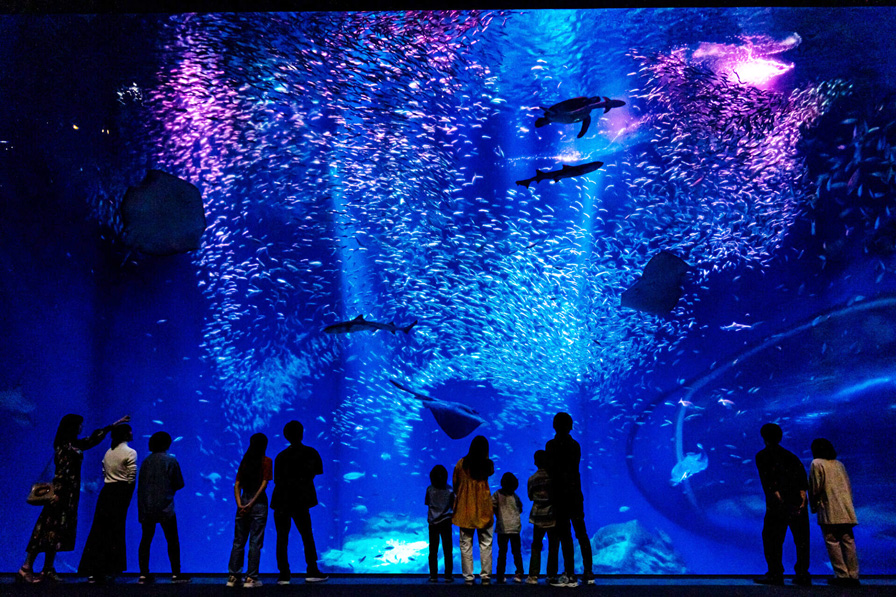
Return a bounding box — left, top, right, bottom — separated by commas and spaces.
226, 575, 241, 587
428, 577, 439, 583
305, 572, 329, 583
526, 576, 539, 585
583, 574, 595, 585
513, 574, 524, 583
793, 575, 812, 586
551, 574, 576, 587
172, 574, 192, 584
243, 577, 263, 588
753, 574, 784, 586
277, 574, 290, 585
481, 577, 491, 586
464, 579, 474, 586
138, 575, 156, 585
41, 570, 60, 583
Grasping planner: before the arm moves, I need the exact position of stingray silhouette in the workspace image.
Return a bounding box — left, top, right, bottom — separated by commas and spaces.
120, 170, 206, 256
389, 379, 484, 440
621, 251, 689, 315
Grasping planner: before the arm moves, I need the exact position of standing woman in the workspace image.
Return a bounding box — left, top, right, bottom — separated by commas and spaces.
18, 413, 130, 584
227, 433, 273, 588
452, 435, 495, 586
78, 424, 138, 583
809, 438, 860, 587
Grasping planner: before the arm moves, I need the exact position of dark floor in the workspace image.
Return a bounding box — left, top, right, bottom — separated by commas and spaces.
1, 575, 895, 596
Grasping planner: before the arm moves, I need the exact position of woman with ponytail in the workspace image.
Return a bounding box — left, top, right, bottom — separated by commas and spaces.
226, 433, 273, 588
452, 435, 495, 585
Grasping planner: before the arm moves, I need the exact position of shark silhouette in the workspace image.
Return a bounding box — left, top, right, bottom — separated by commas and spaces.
516, 160, 604, 188
323, 315, 417, 335
390, 379, 485, 440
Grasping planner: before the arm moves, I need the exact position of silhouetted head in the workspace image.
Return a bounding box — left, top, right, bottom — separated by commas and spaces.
501, 472, 519, 493
430, 464, 448, 489
760, 423, 783, 445
237, 433, 269, 490
463, 435, 493, 481
148, 431, 173, 453
110, 424, 133, 449
553, 412, 573, 434
534, 449, 549, 469
811, 438, 838, 460
54, 414, 84, 448
283, 420, 304, 444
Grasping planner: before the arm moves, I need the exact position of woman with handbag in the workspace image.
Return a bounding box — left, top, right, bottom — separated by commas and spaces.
18, 413, 130, 584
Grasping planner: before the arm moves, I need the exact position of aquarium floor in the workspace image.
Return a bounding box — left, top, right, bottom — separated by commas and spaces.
1, 575, 895, 595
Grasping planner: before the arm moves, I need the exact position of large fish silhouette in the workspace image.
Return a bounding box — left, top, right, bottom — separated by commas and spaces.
389, 379, 485, 439
621, 251, 689, 315
120, 170, 206, 256
516, 160, 604, 189
324, 315, 417, 335
535, 96, 626, 137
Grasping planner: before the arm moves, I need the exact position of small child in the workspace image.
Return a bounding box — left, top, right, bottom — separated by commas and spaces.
425, 464, 456, 583
137, 431, 190, 584
526, 450, 556, 585
492, 472, 525, 584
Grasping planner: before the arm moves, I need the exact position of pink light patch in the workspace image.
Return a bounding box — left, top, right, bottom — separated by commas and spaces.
728, 53, 793, 86
692, 34, 800, 89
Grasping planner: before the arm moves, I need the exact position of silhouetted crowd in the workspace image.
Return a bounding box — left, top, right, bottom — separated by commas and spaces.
18, 414, 859, 588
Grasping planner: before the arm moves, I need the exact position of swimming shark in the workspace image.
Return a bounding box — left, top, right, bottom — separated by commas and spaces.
516, 160, 604, 188
389, 379, 485, 439
323, 315, 417, 335
536, 96, 626, 137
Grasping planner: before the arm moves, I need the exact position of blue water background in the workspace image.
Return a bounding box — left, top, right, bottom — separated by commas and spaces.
1, 8, 895, 574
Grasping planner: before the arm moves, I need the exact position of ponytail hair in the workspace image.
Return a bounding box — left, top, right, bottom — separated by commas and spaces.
236, 433, 268, 491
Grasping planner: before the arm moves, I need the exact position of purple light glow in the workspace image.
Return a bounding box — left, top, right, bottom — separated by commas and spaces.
692, 34, 800, 89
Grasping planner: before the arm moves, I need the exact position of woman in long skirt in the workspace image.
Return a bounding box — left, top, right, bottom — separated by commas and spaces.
78, 424, 138, 583
18, 413, 130, 584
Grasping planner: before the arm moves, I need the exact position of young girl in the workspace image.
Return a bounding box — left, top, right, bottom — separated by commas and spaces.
425, 464, 455, 583
492, 472, 524, 583
227, 433, 273, 588
809, 438, 860, 587
452, 435, 495, 585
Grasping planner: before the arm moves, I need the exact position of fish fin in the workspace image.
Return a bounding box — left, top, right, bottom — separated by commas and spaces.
578, 116, 590, 137
535, 117, 548, 127
516, 179, 530, 188
536, 169, 545, 175
402, 320, 418, 334
603, 96, 612, 113
426, 403, 483, 440
353, 314, 365, 321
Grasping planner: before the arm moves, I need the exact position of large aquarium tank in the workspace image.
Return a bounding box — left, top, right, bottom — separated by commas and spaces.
2, 7, 895, 575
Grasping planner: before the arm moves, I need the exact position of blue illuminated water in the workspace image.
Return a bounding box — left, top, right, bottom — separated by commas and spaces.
1, 8, 895, 575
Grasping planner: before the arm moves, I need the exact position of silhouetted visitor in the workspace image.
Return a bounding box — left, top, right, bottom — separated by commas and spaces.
753, 422, 811, 587
18, 413, 129, 584
452, 434, 495, 585
271, 420, 328, 584
545, 412, 592, 587
78, 424, 137, 583
526, 449, 558, 585
227, 433, 273, 588
425, 464, 455, 583
137, 431, 190, 584
492, 472, 524, 584
809, 438, 860, 587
